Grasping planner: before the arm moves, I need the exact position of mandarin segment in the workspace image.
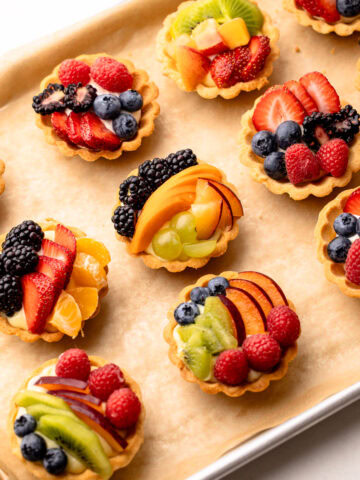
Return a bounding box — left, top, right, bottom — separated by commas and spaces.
47, 291, 82, 338
76, 238, 111, 267
66, 287, 99, 320
72, 253, 107, 290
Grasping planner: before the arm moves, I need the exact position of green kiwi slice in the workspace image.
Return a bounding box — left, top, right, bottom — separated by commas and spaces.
15, 391, 73, 412
219, 0, 264, 35
197, 313, 237, 350
182, 346, 213, 380
170, 0, 222, 37
178, 323, 224, 354
26, 404, 82, 423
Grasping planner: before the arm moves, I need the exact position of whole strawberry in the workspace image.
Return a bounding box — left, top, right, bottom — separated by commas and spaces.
210, 51, 236, 88
285, 143, 321, 185
91, 57, 133, 93
267, 306, 301, 347
106, 388, 141, 429
316, 139, 349, 177
55, 349, 91, 381
89, 363, 126, 401
345, 238, 360, 285
243, 334, 281, 371
213, 349, 249, 385
58, 59, 90, 87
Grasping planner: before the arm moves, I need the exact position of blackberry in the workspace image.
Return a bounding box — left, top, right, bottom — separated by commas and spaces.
2, 220, 44, 251
112, 205, 137, 237
0, 274, 22, 316
327, 105, 360, 144
119, 175, 151, 210
64, 83, 97, 113
32, 83, 66, 115
138, 158, 172, 191
1, 245, 39, 276
302, 112, 333, 151
166, 148, 198, 175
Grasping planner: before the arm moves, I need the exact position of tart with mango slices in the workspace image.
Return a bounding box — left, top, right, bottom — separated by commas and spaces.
283, 0, 360, 36
8, 349, 144, 480
33, 53, 159, 162
0, 218, 110, 343
156, 0, 279, 99
164, 271, 300, 396
239, 71, 360, 200
112, 149, 243, 272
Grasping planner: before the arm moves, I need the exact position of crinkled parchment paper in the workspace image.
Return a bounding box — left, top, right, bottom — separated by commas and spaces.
1, 1, 360, 478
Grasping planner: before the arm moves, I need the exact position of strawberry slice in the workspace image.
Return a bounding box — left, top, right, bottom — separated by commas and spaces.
42, 239, 74, 285
80, 112, 122, 151
210, 51, 236, 88
66, 112, 87, 147
284, 80, 318, 115
252, 86, 306, 132
237, 36, 270, 83
297, 0, 340, 23
55, 224, 76, 261
51, 112, 72, 143
22, 272, 57, 334
37, 256, 67, 293
344, 188, 360, 215
300, 72, 340, 114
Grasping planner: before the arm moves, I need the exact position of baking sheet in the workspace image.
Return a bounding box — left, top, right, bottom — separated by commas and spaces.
1, 1, 360, 479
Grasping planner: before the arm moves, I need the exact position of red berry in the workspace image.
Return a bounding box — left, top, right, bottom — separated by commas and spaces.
210, 51, 236, 88
344, 188, 360, 215
285, 143, 321, 185
232, 45, 251, 81
237, 36, 271, 83
300, 71, 340, 114
297, 0, 340, 23
90, 57, 133, 93
243, 334, 281, 371
58, 59, 90, 87
345, 238, 360, 286
213, 349, 249, 386
316, 139, 349, 178
284, 80, 318, 115
55, 349, 91, 381
89, 363, 126, 401
267, 306, 301, 347
106, 388, 141, 429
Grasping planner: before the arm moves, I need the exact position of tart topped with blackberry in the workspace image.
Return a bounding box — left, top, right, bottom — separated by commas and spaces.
112, 149, 243, 272
239, 71, 360, 200
157, 0, 279, 99
0, 218, 110, 343
33, 54, 159, 161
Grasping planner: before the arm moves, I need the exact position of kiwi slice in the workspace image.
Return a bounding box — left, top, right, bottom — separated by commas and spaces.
37, 415, 112, 480
15, 391, 72, 412
197, 313, 237, 350
26, 404, 81, 423
170, 0, 222, 38
178, 323, 223, 354
219, 0, 264, 35
182, 346, 213, 380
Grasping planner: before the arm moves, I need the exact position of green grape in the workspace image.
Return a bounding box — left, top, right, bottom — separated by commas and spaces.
152, 228, 183, 260
170, 212, 197, 243
183, 240, 217, 258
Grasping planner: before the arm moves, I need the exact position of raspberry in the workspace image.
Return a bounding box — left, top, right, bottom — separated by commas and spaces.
267, 306, 301, 347
316, 139, 349, 177
285, 143, 321, 185
58, 59, 90, 87
345, 238, 360, 285
243, 334, 281, 371
89, 363, 126, 401
105, 388, 141, 429
90, 57, 133, 93
55, 349, 90, 381
213, 349, 249, 386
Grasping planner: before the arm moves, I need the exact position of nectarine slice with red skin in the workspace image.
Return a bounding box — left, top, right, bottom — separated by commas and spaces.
35, 376, 88, 394
205, 179, 244, 217
218, 294, 246, 344
201, 180, 233, 231
49, 389, 103, 413
237, 272, 288, 307
191, 200, 222, 240
229, 279, 273, 317
225, 287, 266, 336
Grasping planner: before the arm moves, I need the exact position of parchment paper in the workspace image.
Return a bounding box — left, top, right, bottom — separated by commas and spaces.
1, 1, 360, 479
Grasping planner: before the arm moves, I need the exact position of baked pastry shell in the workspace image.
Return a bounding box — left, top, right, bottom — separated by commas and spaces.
156, 1, 280, 100
356, 58, 360, 91
8, 356, 145, 480
36, 53, 160, 162
164, 271, 298, 397
239, 98, 360, 200
0, 159, 5, 197
0, 218, 109, 343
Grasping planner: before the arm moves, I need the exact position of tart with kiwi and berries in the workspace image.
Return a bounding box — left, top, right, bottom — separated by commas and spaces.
284, 0, 360, 36
239, 71, 360, 200
0, 218, 110, 343
156, 0, 279, 99
164, 271, 300, 396
32, 54, 159, 162
8, 349, 144, 480
315, 187, 360, 297
112, 149, 243, 272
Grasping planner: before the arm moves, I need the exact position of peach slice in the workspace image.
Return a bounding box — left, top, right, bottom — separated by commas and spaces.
175, 45, 211, 91
218, 295, 246, 344
229, 279, 273, 317
191, 200, 222, 239
195, 178, 233, 232
192, 19, 228, 56
35, 376, 88, 394
237, 272, 288, 307
49, 390, 102, 412
206, 179, 244, 217
225, 287, 266, 336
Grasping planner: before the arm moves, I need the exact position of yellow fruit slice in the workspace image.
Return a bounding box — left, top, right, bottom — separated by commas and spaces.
71, 252, 107, 290
76, 238, 111, 268
47, 291, 82, 338
66, 287, 99, 321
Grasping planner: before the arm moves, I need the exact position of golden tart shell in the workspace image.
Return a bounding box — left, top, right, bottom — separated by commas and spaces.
164, 271, 298, 396
36, 53, 160, 162
8, 356, 145, 480
356, 57, 360, 91
156, 1, 280, 100
0, 159, 5, 197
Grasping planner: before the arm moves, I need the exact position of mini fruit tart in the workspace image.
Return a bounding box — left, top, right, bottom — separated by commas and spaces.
0, 218, 110, 343
111, 149, 243, 272
283, 0, 360, 36
315, 186, 360, 297
239, 71, 360, 200
164, 271, 300, 396
0, 158, 5, 197
156, 0, 279, 99
33, 54, 160, 162
8, 349, 144, 480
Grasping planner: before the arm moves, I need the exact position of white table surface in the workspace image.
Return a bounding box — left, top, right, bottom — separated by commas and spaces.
1, 1, 360, 478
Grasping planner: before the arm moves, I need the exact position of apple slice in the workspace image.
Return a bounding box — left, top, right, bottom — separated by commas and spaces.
237, 272, 288, 307
35, 376, 88, 394
192, 18, 228, 56
191, 200, 222, 240
175, 45, 211, 91
206, 179, 244, 217
49, 389, 102, 412
218, 295, 246, 345
229, 279, 273, 317
225, 287, 266, 336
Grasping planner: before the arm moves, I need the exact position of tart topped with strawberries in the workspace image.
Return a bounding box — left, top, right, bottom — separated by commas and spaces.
157, 0, 279, 99
0, 219, 110, 342
8, 349, 144, 480
33, 54, 159, 161
239, 71, 360, 200
164, 271, 300, 396
112, 149, 243, 272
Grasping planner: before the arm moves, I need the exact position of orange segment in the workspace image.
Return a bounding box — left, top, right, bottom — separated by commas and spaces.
76, 238, 111, 268
47, 291, 82, 338
66, 287, 99, 320
71, 253, 107, 290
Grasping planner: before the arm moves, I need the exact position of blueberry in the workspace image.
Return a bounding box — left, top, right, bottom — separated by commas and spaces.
251, 131, 277, 158
21, 433, 47, 462
334, 213, 357, 237
119, 90, 143, 112
275, 121, 302, 150
327, 236, 351, 263
264, 152, 287, 180
190, 287, 210, 306
43, 448, 68, 475
208, 276, 229, 296
174, 302, 200, 325
93, 94, 121, 120
336, 0, 360, 17
14, 414, 37, 437
113, 113, 138, 140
